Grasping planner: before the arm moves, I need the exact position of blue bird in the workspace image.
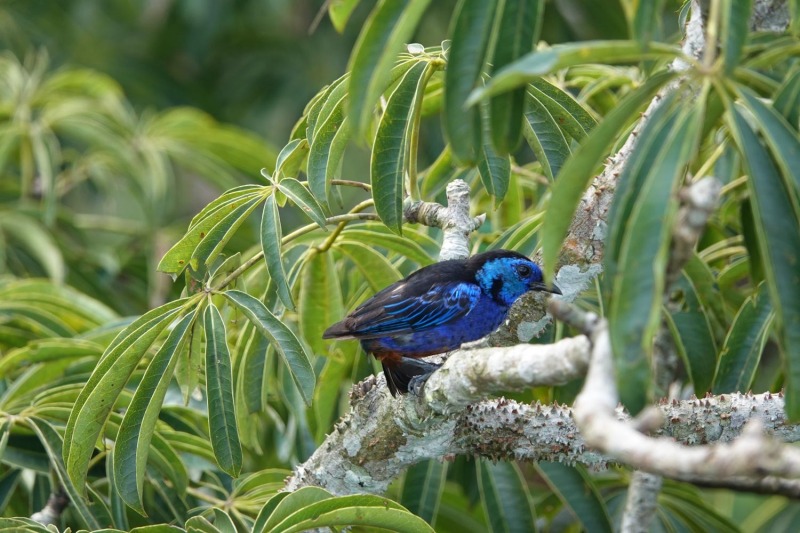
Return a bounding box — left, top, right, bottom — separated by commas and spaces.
323, 249, 562, 396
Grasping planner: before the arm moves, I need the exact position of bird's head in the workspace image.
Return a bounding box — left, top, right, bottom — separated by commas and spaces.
471, 250, 562, 306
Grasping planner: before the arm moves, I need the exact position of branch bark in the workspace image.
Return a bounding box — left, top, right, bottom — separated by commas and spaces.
285, 0, 794, 505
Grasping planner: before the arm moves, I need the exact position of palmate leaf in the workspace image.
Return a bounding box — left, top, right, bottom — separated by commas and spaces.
114, 311, 196, 513
665, 271, 718, 395
298, 250, 344, 356
400, 460, 448, 526
468, 41, 681, 105
260, 195, 295, 310
536, 462, 612, 533
263, 174, 329, 230
628, 0, 667, 47
204, 304, 242, 477
605, 94, 703, 414
329, 0, 361, 33
721, 0, 754, 74
63, 298, 194, 492
477, 460, 537, 533
713, 283, 774, 393
477, 101, 511, 202
371, 60, 433, 233
488, 0, 543, 154
347, 0, 433, 137
726, 106, 800, 418
527, 78, 597, 141
28, 417, 103, 530
254, 487, 434, 533
158, 187, 266, 275
444, 0, 498, 164
522, 91, 571, 181
224, 290, 315, 405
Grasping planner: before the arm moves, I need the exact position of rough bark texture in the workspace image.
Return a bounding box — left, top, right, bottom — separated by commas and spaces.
285, 0, 795, 503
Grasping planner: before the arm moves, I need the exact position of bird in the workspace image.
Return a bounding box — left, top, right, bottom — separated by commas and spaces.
322, 249, 562, 396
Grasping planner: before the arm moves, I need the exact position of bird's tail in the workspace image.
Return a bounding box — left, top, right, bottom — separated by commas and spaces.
381, 358, 441, 397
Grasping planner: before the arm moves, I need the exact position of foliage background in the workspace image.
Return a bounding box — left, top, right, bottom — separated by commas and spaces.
1, 0, 799, 532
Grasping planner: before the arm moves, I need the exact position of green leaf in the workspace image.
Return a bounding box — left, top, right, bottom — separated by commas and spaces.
0, 212, 65, 282
630, 0, 666, 47
371, 61, 432, 234
308, 101, 351, 209
255, 487, 331, 533
470, 41, 681, 104
727, 107, 800, 417
444, 0, 498, 164
212, 509, 237, 533
175, 317, 204, 405
536, 462, 612, 533
64, 298, 191, 492
185, 516, 221, 533
204, 304, 243, 477
665, 272, 718, 395
347, 0, 433, 137
477, 102, 511, 202
262, 492, 434, 533
269, 176, 329, 230
401, 460, 448, 525
274, 138, 309, 180
260, 195, 295, 310
28, 417, 102, 530
713, 283, 774, 393
722, 0, 754, 74
114, 311, 196, 513
335, 240, 403, 291
191, 196, 263, 269
329, 0, 361, 32
606, 98, 702, 414
540, 70, 676, 276
477, 460, 537, 533
339, 228, 434, 265
299, 250, 344, 355
522, 91, 571, 180
528, 78, 597, 141
738, 87, 800, 196
0, 338, 102, 377
158, 189, 265, 274
774, 68, 800, 127
0, 469, 21, 513
224, 290, 316, 405
488, 0, 543, 154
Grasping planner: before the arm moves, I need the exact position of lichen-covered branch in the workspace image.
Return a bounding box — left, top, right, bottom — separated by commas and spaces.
573, 314, 800, 483
422, 335, 590, 413
286, 367, 800, 495
404, 179, 485, 261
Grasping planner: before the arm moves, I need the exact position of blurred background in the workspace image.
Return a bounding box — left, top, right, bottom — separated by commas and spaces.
1, 0, 631, 143
0, 0, 649, 316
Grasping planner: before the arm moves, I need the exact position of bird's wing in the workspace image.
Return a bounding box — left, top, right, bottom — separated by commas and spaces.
339, 281, 482, 337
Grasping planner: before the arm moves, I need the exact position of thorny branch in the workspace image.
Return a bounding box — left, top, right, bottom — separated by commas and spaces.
286, 0, 796, 506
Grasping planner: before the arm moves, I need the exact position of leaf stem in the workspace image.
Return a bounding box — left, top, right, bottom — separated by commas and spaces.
316, 199, 375, 252
331, 179, 372, 192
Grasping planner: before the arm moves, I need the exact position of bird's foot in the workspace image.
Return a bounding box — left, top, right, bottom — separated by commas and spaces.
400, 357, 441, 396
408, 372, 435, 396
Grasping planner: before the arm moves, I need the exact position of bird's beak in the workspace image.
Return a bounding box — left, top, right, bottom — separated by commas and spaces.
531, 281, 562, 295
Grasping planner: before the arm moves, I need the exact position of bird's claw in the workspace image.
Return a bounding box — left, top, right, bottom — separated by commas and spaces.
408, 372, 434, 396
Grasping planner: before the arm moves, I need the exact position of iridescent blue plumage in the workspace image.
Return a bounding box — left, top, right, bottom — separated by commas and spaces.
323, 249, 561, 395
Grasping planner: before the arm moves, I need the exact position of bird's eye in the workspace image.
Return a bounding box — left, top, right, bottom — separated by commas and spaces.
516, 264, 532, 277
